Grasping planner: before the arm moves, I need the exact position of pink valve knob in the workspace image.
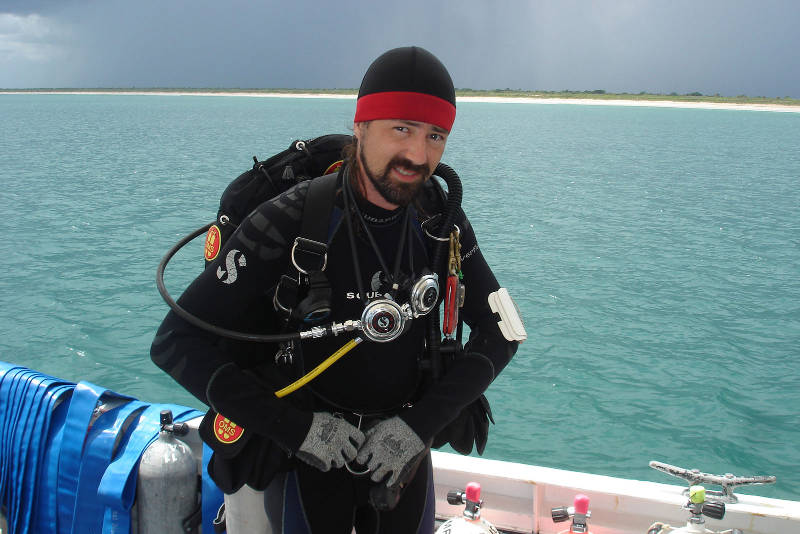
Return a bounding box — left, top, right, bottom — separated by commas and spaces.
465, 482, 481, 502
574, 494, 590, 515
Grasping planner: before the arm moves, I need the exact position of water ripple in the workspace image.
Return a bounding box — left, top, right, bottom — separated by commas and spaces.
2, 96, 799, 499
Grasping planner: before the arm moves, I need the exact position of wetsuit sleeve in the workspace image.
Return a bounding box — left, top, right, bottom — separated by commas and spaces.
150, 183, 313, 454
401, 209, 519, 443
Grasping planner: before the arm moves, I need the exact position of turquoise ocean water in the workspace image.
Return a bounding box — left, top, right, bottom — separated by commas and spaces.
1, 94, 798, 500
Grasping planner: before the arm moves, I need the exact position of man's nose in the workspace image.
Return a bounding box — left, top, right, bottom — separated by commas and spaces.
403, 133, 428, 165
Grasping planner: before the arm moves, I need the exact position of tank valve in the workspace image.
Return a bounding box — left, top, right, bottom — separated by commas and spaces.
160, 409, 189, 436
437, 482, 499, 534
686, 485, 726, 523
447, 481, 483, 520
552, 494, 591, 534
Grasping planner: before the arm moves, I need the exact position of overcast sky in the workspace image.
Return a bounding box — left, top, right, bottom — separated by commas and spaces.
1, 0, 799, 97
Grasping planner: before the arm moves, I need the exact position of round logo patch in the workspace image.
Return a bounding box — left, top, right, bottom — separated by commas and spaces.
323, 160, 343, 176
204, 225, 222, 261
213, 414, 244, 444
372, 311, 396, 334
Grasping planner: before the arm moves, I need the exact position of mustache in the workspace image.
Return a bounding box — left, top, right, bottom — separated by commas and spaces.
388, 156, 430, 178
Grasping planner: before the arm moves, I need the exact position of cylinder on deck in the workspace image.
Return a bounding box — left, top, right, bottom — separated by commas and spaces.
136, 428, 198, 533
435, 516, 500, 534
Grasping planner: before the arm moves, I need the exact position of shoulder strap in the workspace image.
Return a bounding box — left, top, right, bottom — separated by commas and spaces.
290, 171, 341, 274
300, 171, 340, 243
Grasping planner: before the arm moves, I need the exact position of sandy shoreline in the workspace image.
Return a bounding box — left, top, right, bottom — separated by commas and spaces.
2, 90, 799, 113
458, 95, 800, 113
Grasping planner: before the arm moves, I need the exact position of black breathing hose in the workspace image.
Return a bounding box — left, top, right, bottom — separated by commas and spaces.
155, 222, 301, 343
427, 163, 464, 380
429, 162, 463, 276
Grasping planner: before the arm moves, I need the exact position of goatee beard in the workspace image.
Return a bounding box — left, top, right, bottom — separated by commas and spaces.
358, 149, 430, 207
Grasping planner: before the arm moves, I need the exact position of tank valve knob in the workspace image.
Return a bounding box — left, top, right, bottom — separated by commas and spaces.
447, 490, 466, 505
702, 501, 726, 520
160, 409, 189, 436
552, 506, 570, 523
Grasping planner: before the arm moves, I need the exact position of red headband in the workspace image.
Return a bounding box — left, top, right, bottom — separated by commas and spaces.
354, 91, 456, 132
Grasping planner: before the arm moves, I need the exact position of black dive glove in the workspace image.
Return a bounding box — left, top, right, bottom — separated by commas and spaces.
296, 412, 365, 472
432, 394, 495, 455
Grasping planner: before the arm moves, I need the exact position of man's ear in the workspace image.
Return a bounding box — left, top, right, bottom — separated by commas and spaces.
353, 121, 366, 141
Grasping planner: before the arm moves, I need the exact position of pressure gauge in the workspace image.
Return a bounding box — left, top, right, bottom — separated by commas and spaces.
409, 273, 439, 317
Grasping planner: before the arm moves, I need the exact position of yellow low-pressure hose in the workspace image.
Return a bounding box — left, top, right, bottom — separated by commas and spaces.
274, 337, 363, 398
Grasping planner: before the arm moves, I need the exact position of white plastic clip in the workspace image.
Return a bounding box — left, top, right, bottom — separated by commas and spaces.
488, 288, 527, 342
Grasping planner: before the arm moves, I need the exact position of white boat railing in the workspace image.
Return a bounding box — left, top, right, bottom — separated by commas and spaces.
431, 451, 800, 534
180, 415, 800, 534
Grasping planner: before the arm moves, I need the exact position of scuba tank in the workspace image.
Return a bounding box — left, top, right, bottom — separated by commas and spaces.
435, 482, 499, 534
552, 494, 592, 534
136, 410, 199, 534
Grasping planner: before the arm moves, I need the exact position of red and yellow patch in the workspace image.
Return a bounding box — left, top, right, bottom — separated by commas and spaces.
213, 414, 244, 444
204, 225, 222, 261
323, 160, 343, 176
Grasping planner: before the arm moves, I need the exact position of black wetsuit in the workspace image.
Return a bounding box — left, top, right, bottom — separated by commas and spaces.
151, 171, 518, 533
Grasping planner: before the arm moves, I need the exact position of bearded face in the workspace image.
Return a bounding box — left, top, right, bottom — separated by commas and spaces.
358, 149, 430, 207
353, 120, 447, 209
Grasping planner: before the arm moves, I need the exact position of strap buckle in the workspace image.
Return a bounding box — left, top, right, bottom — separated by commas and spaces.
273, 274, 300, 316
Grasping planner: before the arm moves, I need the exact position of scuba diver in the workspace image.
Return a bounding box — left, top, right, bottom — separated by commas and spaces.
151, 46, 525, 534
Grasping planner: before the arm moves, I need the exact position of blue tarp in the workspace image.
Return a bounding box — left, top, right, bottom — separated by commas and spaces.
0, 361, 223, 534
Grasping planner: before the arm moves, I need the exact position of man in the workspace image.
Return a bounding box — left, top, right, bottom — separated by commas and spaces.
152, 46, 523, 533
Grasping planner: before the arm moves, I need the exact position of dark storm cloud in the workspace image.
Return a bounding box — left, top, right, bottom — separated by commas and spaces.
519, 1, 800, 97
2, 0, 799, 97
0, 0, 81, 15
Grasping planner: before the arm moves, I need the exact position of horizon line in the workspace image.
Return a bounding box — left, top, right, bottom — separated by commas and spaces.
0, 87, 798, 102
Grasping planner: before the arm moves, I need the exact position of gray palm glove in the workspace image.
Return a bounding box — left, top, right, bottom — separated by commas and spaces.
355, 416, 426, 486
296, 412, 365, 472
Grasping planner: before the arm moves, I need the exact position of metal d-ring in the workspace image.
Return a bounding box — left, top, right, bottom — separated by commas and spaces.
421, 216, 460, 242
291, 239, 328, 275
342, 412, 370, 476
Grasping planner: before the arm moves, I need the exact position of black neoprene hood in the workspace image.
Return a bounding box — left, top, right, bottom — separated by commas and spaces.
355, 46, 456, 131
357, 46, 456, 105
